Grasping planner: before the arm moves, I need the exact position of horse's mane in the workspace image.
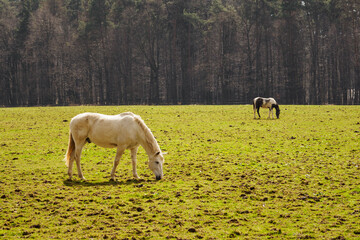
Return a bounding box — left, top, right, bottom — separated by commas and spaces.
133, 115, 160, 154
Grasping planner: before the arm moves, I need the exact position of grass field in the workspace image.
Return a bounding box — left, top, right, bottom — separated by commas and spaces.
0, 105, 359, 239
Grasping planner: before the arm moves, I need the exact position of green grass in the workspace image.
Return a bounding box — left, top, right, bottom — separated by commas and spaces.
0, 105, 359, 239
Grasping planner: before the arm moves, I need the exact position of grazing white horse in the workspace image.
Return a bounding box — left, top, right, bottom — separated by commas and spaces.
64, 112, 164, 181
253, 97, 280, 119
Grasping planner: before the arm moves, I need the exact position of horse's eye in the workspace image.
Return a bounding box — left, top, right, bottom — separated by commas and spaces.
155, 161, 159, 164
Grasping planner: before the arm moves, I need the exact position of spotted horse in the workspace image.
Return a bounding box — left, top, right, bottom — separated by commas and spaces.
253, 97, 280, 119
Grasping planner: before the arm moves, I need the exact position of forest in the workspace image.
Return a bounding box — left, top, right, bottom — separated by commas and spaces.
0, 0, 359, 106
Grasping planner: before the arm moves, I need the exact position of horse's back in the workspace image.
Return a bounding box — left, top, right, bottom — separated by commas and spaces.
81, 112, 139, 133
70, 112, 102, 129
253, 97, 277, 108
71, 112, 136, 124
71, 112, 140, 148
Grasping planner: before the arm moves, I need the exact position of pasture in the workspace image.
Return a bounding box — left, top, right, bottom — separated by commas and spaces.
0, 105, 359, 239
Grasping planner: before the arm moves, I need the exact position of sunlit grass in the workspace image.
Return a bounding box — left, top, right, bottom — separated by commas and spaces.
0, 105, 359, 239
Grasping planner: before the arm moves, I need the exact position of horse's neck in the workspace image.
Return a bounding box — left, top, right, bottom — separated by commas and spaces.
140, 138, 158, 157
140, 131, 160, 157
134, 117, 159, 156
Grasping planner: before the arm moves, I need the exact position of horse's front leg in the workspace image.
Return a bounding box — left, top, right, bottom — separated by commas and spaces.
131, 147, 140, 179
110, 147, 125, 181
268, 109, 271, 119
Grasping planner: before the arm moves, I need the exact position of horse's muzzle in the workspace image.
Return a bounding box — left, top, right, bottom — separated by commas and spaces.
156, 175, 162, 180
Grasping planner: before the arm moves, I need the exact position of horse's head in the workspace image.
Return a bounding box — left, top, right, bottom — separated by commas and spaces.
275, 105, 280, 119
148, 151, 164, 180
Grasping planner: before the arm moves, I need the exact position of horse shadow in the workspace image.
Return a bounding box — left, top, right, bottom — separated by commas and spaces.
63, 178, 149, 187
254, 118, 278, 120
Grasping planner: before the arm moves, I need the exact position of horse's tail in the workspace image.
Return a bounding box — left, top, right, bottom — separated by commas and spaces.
64, 132, 75, 167
252, 97, 259, 109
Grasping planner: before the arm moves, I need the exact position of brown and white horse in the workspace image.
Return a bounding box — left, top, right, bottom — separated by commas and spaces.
64, 112, 164, 181
253, 97, 280, 119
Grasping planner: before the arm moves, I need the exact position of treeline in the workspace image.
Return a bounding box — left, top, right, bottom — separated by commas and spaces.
1, 0, 359, 106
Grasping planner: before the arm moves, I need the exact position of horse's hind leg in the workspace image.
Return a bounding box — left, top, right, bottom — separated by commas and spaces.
67, 152, 75, 180
131, 147, 139, 179
257, 108, 261, 118
74, 142, 86, 180
110, 146, 125, 181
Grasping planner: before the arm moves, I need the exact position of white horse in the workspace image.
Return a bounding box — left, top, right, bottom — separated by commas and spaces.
64, 112, 164, 181
253, 97, 280, 119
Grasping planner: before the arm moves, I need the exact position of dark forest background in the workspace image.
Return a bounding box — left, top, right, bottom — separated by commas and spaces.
1, 0, 359, 106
